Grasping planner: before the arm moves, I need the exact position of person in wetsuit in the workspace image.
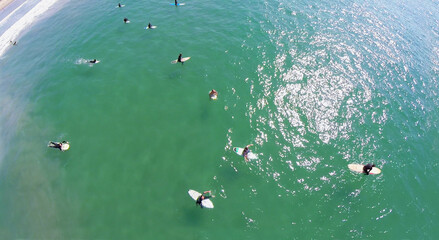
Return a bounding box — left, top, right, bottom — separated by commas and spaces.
49, 141, 68, 151
196, 191, 213, 208
363, 163, 376, 175
209, 89, 218, 99
89, 59, 98, 63
148, 22, 152, 29
242, 144, 253, 162
124, 18, 129, 23
175, 0, 178, 6
177, 53, 184, 64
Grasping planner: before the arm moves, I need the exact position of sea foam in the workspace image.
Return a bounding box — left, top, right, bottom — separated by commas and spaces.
0, 0, 60, 57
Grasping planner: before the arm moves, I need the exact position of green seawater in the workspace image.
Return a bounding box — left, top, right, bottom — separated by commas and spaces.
0, 0, 438, 239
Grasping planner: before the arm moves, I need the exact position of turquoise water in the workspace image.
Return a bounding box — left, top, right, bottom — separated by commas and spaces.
0, 0, 438, 238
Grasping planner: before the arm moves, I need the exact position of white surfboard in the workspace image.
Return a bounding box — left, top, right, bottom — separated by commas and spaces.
171, 57, 191, 64
116, 4, 125, 8
170, 3, 185, 6
233, 147, 258, 160
348, 164, 381, 175
144, 26, 157, 29
188, 189, 214, 208
210, 94, 218, 100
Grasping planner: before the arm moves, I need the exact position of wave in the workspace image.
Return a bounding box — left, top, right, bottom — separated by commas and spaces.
0, 0, 61, 57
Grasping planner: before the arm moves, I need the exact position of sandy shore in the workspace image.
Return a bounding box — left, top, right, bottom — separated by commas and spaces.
0, 0, 15, 11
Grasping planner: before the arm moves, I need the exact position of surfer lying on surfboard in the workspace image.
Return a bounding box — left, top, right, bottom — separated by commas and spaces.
196, 191, 214, 208
48, 141, 70, 151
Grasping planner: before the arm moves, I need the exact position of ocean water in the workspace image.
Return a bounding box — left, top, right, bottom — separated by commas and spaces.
0, 0, 438, 239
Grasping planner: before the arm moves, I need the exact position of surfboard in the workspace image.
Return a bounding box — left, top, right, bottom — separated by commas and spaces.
170, 3, 185, 5
116, 4, 125, 8
89, 60, 100, 64
171, 57, 191, 64
233, 147, 258, 160
124, 21, 130, 23
144, 26, 157, 29
48, 141, 70, 151
348, 164, 381, 175
188, 189, 214, 208
210, 94, 218, 100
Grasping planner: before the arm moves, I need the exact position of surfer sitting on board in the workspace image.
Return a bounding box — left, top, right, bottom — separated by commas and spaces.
175, 0, 178, 6
363, 163, 375, 175
209, 89, 218, 99
177, 53, 183, 64
196, 191, 214, 208
124, 18, 129, 23
242, 144, 253, 162
148, 23, 152, 28
118, 3, 122, 7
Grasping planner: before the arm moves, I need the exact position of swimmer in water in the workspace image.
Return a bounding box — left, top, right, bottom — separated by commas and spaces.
196, 191, 214, 208
363, 163, 376, 175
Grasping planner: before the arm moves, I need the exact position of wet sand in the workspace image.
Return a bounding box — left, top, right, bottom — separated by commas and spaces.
0, 0, 15, 11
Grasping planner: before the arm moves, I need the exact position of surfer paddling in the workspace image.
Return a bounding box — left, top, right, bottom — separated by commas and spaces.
48, 141, 70, 152
242, 144, 253, 162
89, 59, 98, 64
363, 163, 376, 175
196, 191, 214, 208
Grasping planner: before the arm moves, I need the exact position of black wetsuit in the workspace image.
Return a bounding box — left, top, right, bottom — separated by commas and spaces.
175, 0, 178, 6
196, 194, 211, 208
49, 141, 63, 151
148, 23, 152, 28
363, 164, 375, 175
177, 54, 182, 63
242, 147, 249, 157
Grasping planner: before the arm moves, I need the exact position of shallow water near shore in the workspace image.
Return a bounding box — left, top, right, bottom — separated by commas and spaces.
0, 0, 438, 239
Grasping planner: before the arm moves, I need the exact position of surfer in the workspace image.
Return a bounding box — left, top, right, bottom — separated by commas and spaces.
209, 89, 218, 99
118, 3, 122, 7
9, 41, 17, 45
175, 0, 178, 6
49, 141, 69, 151
363, 163, 376, 175
148, 22, 152, 29
89, 59, 98, 64
242, 144, 253, 162
177, 53, 183, 64
196, 191, 213, 208
124, 18, 129, 23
